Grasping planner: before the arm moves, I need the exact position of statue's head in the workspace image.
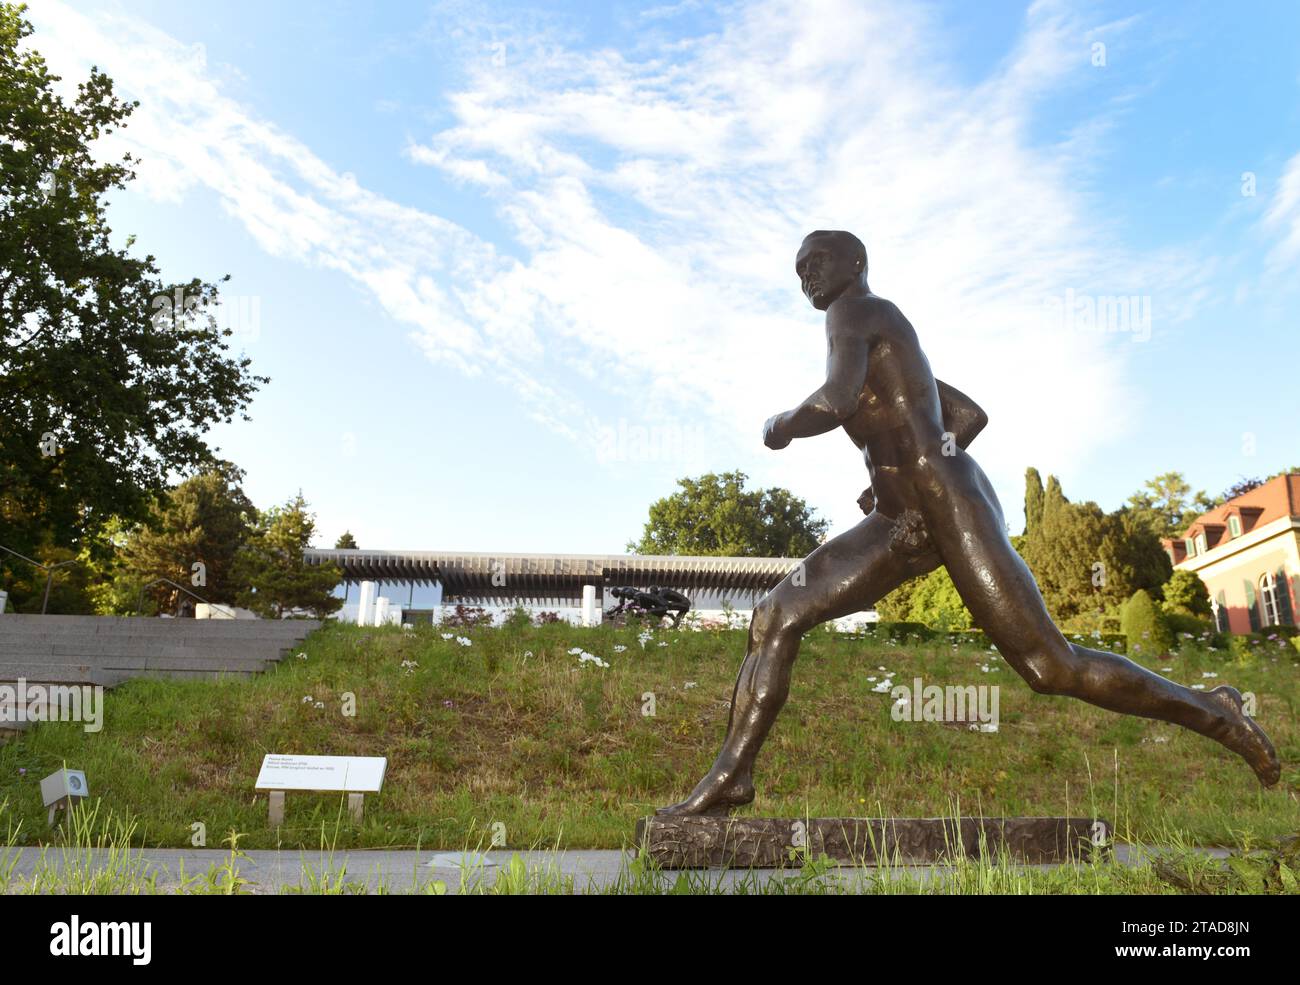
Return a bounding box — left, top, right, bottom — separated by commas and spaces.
796, 230, 866, 310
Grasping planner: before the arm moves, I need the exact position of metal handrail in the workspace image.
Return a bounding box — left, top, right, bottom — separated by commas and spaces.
136, 577, 211, 616
0, 543, 80, 614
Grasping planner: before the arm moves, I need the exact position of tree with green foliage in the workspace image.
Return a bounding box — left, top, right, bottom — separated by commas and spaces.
1020, 471, 1105, 622
875, 566, 973, 631
236, 493, 342, 619
118, 467, 256, 613
335, 531, 358, 550
1096, 507, 1173, 607
1121, 589, 1173, 655
1126, 472, 1213, 541
1162, 568, 1212, 618
629, 470, 828, 557
0, 4, 265, 571
1023, 466, 1045, 534
1020, 468, 1170, 626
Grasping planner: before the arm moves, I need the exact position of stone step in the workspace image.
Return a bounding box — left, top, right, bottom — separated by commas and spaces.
0, 615, 321, 689
0, 652, 278, 671
0, 615, 319, 637
0, 667, 130, 686
0, 639, 302, 658
0, 664, 257, 685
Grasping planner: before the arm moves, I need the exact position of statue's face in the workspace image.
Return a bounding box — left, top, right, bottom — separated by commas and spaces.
795, 237, 859, 310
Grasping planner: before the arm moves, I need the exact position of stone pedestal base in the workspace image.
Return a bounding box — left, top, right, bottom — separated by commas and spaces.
635, 815, 1109, 869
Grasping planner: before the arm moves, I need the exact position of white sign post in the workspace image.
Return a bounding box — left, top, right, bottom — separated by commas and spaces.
255, 754, 387, 825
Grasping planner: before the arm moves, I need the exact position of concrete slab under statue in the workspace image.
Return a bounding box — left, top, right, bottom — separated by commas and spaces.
650, 231, 1278, 847
636, 815, 1112, 869
255, 754, 386, 825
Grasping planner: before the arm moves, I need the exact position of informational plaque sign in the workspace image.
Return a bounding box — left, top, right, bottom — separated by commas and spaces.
255, 754, 387, 793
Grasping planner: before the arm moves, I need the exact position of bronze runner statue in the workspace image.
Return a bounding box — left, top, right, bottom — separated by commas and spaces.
658, 230, 1279, 816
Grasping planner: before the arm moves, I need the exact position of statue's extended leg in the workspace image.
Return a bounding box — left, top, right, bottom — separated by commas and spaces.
921, 460, 1280, 786
656, 511, 940, 815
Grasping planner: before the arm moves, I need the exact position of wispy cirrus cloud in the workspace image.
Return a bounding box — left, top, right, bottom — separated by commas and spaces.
31, 0, 1257, 532
1264, 151, 1300, 272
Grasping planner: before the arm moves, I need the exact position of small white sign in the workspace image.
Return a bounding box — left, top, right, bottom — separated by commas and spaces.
255, 755, 387, 793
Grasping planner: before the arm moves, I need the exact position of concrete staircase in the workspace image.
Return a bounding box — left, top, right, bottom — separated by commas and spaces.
0, 614, 321, 688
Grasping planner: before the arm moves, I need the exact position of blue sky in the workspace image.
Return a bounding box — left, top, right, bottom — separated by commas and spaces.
28, 0, 1300, 554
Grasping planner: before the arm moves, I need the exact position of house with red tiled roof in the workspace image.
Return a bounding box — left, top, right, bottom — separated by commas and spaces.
1162, 473, 1299, 634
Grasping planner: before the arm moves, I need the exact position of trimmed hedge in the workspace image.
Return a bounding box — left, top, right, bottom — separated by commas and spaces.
1121, 589, 1174, 656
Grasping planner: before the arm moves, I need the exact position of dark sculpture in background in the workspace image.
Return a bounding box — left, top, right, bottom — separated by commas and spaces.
658, 230, 1280, 816
607, 586, 692, 628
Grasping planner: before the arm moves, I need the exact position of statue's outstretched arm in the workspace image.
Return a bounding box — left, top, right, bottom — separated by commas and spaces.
766, 310, 872, 448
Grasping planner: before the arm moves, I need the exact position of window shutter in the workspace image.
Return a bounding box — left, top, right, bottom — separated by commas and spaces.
1276, 569, 1295, 626
1244, 580, 1260, 631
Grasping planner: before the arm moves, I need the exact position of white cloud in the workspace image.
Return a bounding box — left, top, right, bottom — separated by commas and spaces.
1264, 151, 1300, 272
30, 0, 1207, 535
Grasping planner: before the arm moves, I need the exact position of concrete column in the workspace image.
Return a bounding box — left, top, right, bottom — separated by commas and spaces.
430, 581, 444, 624
582, 584, 600, 627
375, 597, 390, 626
356, 581, 376, 627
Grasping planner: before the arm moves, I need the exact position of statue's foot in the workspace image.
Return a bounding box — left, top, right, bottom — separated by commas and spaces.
655, 770, 755, 817
1207, 686, 1281, 787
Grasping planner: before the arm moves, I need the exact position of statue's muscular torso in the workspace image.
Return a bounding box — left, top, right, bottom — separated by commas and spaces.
831, 295, 960, 521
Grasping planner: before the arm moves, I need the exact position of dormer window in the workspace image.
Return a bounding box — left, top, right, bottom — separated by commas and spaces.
1228, 515, 1242, 538
1195, 533, 1207, 555
1185, 537, 1196, 557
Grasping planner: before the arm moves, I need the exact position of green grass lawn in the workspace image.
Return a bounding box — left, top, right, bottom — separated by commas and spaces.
1, 621, 1296, 853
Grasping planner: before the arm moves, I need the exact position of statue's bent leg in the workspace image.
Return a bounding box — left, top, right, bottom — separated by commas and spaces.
656, 511, 940, 815
920, 462, 1280, 787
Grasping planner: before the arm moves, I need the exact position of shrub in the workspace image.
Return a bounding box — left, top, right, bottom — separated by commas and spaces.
1120, 589, 1173, 656
502, 606, 532, 631
1163, 612, 1226, 649
1161, 569, 1212, 618
444, 604, 492, 628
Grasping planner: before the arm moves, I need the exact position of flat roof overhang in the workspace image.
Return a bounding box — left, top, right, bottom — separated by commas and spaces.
303, 549, 797, 604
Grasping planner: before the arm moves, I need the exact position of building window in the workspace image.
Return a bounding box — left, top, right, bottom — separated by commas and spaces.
1228, 515, 1242, 538
1185, 537, 1196, 557
1195, 533, 1207, 555
1259, 572, 1281, 627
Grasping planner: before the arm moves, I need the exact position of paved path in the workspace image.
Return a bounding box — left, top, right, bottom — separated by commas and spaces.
1, 844, 1231, 894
